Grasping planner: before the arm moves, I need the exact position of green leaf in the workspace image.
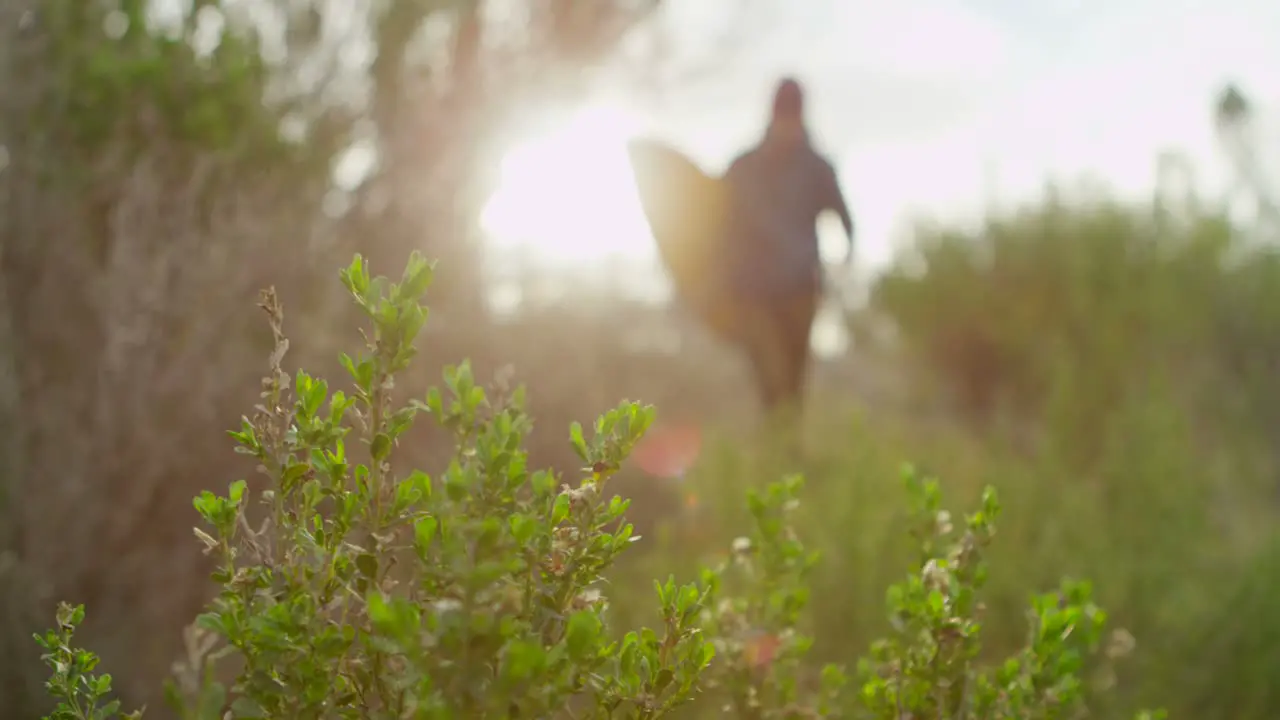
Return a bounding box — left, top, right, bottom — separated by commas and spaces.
467, 385, 486, 411
370, 432, 392, 462
569, 421, 589, 461
280, 462, 309, 493
356, 553, 378, 580
366, 591, 391, 625
699, 642, 715, 667
414, 516, 438, 555
425, 387, 444, 416
552, 492, 571, 525
652, 668, 675, 693
228, 479, 247, 505
509, 514, 537, 544
565, 611, 602, 659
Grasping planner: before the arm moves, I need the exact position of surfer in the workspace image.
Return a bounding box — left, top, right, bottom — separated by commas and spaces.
722, 77, 855, 416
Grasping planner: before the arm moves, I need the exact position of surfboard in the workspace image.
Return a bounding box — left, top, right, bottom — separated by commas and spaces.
625, 138, 743, 344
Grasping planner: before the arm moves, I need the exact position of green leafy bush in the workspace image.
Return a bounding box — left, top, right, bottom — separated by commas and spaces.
871, 199, 1228, 445
35, 254, 1163, 719
40, 2, 291, 159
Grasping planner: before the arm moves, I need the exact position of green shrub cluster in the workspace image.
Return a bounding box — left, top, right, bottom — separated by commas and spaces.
39, 2, 288, 159
34, 255, 1162, 719
871, 196, 1280, 475
592, 190, 1280, 719
870, 194, 1280, 717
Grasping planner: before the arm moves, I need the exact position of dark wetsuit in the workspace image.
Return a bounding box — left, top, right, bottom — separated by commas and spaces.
721, 125, 854, 414
725, 137, 852, 299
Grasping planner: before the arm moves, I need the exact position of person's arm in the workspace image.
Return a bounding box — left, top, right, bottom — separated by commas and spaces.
818, 158, 855, 260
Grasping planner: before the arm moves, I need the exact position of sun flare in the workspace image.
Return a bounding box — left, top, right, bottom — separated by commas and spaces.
481, 104, 657, 269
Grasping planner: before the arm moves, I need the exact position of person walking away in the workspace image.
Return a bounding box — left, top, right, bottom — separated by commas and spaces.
722, 77, 855, 419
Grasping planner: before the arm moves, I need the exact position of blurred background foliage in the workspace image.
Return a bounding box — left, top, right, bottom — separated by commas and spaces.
2, 1, 1279, 718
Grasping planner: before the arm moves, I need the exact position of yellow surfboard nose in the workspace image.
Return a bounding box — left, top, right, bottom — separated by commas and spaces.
625, 138, 745, 343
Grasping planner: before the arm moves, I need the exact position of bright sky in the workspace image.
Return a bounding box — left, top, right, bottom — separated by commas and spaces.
482, 0, 1280, 282
481, 105, 655, 272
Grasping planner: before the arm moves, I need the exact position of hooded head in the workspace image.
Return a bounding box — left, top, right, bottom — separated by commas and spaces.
768, 77, 808, 147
